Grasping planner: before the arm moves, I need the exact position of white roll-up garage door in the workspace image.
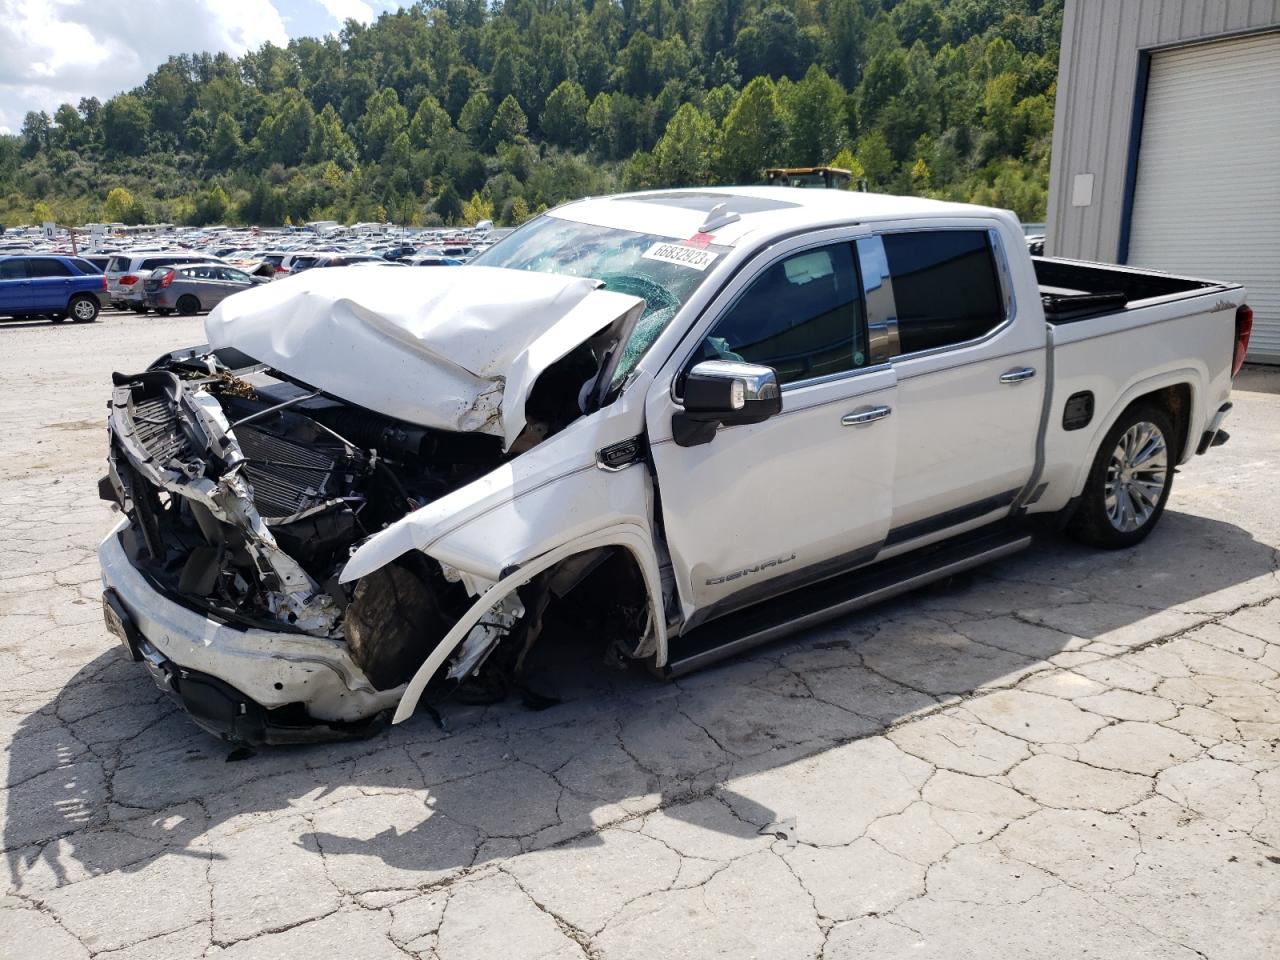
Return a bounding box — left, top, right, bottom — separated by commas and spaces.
1127, 31, 1280, 363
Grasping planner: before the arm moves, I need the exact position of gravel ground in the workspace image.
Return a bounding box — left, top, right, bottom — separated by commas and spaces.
2, 311, 1278, 959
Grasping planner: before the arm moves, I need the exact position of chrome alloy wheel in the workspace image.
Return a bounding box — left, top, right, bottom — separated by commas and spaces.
1104, 421, 1168, 532
72, 298, 97, 320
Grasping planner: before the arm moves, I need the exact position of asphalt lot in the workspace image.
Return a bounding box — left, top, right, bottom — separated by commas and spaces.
1, 311, 1278, 959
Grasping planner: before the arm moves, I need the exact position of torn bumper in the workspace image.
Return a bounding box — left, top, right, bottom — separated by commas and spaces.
99, 521, 402, 743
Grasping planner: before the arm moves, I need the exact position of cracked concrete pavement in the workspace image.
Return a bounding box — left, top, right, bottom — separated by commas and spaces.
2, 313, 1279, 959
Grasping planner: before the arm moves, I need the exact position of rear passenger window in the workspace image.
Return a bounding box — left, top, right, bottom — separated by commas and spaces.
140, 258, 165, 271
701, 244, 867, 385
0, 259, 27, 280
882, 231, 1005, 355
27, 258, 73, 277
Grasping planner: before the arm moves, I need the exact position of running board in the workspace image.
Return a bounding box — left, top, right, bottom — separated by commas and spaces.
660, 528, 1034, 678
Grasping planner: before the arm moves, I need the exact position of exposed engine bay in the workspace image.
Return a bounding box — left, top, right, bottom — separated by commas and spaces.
100, 344, 653, 743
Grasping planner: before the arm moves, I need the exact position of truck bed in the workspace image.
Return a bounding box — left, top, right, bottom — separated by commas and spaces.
1032, 256, 1223, 324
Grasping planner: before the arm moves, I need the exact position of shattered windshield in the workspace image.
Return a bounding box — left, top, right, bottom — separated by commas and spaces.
470, 214, 728, 388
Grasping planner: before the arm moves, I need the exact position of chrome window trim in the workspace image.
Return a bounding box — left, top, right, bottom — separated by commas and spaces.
872, 224, 1018, 365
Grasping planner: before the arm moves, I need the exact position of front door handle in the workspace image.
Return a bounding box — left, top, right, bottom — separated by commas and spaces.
1000, 366, 1037, 384
842, 405, 892, 426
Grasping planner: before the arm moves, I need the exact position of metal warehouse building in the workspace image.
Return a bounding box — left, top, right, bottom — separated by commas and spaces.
1046, 0, 1280, 362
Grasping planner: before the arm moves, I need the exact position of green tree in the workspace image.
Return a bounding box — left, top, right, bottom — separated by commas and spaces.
310, 104, 358, 168
20, 111, 51, 157
194, 184, 231, 225
208, 112, 243, 169
257, 91, 316, 166
434, 181, 463, 224
782, 65, 845, 166
488, 94, 528, 147
541, 80, 589, 149
101, 95, 150, 155
408, 95, 451, 148
857, 130, 894, 188
718, 77, 784, 183
458, 92, 492, 147
461, 190, 494, 225
829, 147, 866, 187
653, 103, 716, 187
509, 195, 530, 225
360, 88, 408, 161
104, 187, 135, 223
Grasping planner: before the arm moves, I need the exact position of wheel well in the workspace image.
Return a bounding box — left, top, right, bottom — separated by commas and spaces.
539, 546, 654, 659
1125, 383, 1192, 459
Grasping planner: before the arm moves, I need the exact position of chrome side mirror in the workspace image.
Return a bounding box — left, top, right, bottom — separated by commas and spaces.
673, 360, 782, 447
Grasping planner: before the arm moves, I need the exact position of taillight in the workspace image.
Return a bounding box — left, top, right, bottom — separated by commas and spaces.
159, 270, 175, 288
120, 274, 138, 286
101, 275, 108, 290
1233, 304, 1253, 378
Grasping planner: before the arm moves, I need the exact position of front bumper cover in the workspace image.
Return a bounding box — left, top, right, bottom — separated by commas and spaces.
99, 522, 402, 744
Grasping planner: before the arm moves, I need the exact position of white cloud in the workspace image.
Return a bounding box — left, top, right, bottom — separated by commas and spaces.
0, 0, 289, 133
314, 0, 375, 26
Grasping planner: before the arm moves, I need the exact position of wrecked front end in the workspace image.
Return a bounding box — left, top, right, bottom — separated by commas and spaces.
97, 264, 664, 744
99, 348, 511, 743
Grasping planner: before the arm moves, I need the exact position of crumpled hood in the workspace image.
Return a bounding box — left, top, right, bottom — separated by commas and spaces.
204, 265, 644, 448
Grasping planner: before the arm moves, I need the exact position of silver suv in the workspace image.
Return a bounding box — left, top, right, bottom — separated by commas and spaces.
105, 252, 226, 311
143, 264, 263, 316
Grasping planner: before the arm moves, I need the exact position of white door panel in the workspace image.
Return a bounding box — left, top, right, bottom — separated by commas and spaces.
645, 228, 897, 622
890, 345, 1043, 530
650, 368, 897, 613
874, 226, 1044, 537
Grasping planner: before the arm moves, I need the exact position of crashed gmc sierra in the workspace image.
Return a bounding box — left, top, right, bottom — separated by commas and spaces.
97, 188, 1253, 744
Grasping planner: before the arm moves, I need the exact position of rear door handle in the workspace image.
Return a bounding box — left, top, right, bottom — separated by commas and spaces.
1000, 367, 1037, 384
842, 405, 892, 426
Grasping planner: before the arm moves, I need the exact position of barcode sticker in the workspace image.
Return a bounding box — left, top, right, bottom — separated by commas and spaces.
641, 242, 719, 271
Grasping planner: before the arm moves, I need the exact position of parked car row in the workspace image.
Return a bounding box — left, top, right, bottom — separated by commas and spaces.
2, 222, 512, 325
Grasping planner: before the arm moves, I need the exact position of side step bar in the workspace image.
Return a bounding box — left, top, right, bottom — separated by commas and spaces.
660, 528, 1034, 679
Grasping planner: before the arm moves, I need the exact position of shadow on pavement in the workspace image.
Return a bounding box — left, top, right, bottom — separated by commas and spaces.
4, 510, 1274, 894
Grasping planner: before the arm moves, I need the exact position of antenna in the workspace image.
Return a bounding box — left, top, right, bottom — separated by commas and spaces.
698, 202, 741, 234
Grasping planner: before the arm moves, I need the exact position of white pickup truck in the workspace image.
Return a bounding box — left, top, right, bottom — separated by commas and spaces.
97, 188, 1254, 744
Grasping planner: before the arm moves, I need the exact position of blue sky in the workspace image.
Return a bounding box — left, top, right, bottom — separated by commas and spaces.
0, 0, 410, 134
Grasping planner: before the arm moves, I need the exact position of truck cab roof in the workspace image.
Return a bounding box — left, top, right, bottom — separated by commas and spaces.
553, 187, 1016, 248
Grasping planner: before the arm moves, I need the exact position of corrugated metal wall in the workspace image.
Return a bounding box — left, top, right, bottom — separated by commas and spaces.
1046, 0, 1280, 262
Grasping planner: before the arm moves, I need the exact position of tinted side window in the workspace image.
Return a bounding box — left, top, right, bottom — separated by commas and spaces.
0, 259, 27, 280
882, 231, 1004, 355
139, 258, 166, 271
702, 244, 867, 385
28, 258, 73, 277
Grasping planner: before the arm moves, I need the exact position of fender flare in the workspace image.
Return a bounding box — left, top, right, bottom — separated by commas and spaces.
391, 522, 666, 724
1071, 366, 1202, 499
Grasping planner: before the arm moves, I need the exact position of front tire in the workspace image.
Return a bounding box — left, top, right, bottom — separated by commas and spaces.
68, 295, 99, 323
1069, 403, 1175, 549
176, 295, 200, 316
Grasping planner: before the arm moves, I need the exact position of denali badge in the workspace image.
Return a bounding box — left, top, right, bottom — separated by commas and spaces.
706, 553, 797, 586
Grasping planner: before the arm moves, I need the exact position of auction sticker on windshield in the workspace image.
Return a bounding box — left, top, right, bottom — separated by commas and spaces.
642, 242, 719, 271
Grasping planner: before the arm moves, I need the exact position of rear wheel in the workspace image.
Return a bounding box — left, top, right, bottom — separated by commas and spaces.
176, 295, 200, 316
69, 295, 99, 323
1069, 403, 1175, 549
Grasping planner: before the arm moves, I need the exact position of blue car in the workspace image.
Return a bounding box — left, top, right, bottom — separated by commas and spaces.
0, 254, 108, 323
